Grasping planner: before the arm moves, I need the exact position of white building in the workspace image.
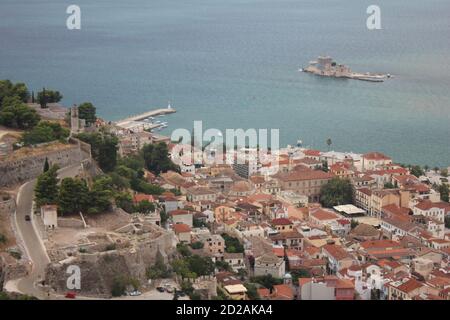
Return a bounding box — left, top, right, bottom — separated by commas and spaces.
41, 205, 58, 229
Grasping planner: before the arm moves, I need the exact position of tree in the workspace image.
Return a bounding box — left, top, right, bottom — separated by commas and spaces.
89, 176, 114, 214
111, 277, 127, 297
22, 121, 69, 145
76, 132, 118, 172
0, 80, 29, 106
445, 216, 450, 229
160, 210, 169, 225
134, 200, 155, 214
37, 88, 62, 108
410, 165, 424, 178
221, 234, 244, 253
321, 160, 329, 172
250, 274, 283, 290
114, 192, 134, 213
215, 260, 232, 272
0, 99, 40, 129
142, 142, 179, 175
43, 157, 50, 173
326, 138, 332, 151
290, 269, 311, 283
58, 178, 90, 214
438, 184, 449, 202
190, 241, 204, 250
187, 255, 215, 277
441, 168, 448, 178
244, 283, 260, 300
78, 102, 97, 125
384, 182, 395, 189
146, 255, 171, 279
351, 219, 359, 230
320, 177, 354, 208
34, 165, 59, 207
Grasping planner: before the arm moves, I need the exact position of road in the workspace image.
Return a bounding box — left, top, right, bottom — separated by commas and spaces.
11, 164, 82, 299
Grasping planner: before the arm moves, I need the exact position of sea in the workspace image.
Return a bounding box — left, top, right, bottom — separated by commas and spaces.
1, 0, 450, 166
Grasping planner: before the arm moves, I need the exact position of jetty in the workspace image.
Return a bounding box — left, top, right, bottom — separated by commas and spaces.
118, 107, 176, 123
301, 56, 390, 82
115, 104, 176, 132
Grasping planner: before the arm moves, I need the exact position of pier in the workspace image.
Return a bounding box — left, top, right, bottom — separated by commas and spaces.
118, 107, 176, 123
115, 106, 176, 132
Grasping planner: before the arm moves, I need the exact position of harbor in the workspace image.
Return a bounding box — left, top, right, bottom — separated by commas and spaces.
115, 103, 176, 132
301, 56, 391, 82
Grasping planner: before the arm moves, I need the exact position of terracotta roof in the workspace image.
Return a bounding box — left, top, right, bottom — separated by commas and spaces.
356, 187, 372, 196
361, 240, 401, 250
230, 181, 253, 193
173, 223, 191, 234
335, 278, 355, 289
396, 278, 423, 293
337, 219, 350, 225
272, 218, 293, 226
310, 209, 339, 221
169, 209, 192, 216
187, 186, 216, 195
363, 152, 391, 160
273, 284, 294, 300
304, 149, 321, 157
298, 278, 312, 286
275, 167, 334, 182
322, 244, 351, 261
270, 231, 303, 241
257, 288, 270, 298
133, 193, 155, 203
415, 200, 450, 211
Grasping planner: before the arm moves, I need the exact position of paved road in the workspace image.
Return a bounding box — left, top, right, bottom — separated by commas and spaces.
13, 164, 82, 299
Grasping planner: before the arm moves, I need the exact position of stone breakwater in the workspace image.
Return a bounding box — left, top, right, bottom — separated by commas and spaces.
0, 138, 91, 188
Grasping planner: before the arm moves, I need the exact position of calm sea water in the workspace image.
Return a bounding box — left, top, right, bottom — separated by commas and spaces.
1, 0, 450, 166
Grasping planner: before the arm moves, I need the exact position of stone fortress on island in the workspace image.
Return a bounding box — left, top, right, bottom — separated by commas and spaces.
302, 56, 391, 82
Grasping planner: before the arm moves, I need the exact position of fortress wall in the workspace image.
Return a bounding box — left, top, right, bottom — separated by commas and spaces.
0, 141, 90, 187
0, 195, 15, 217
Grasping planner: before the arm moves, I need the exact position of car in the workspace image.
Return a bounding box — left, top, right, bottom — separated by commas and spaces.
25, 215, 31, 221
65, 292, 76, 299
129, 290, 142, 296
177, 291, 186, 297
165, 286, 174, 293
156, 286, 165, 293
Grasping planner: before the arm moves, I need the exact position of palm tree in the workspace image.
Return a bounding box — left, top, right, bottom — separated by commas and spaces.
326, 138, 332, 151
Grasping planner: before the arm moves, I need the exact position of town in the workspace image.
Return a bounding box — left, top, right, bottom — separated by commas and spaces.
0, 79, 449, 301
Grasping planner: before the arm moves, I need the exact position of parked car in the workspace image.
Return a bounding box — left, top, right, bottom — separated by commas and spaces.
156, 287, 165, 293
25, 215, 31, 221
65, 292, 76, 299
165, 286, 174, 293
129, 291, 142, 296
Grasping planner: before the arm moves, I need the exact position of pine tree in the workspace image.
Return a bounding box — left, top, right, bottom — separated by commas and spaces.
43, 157, 50, 173
34, 165, 59, 207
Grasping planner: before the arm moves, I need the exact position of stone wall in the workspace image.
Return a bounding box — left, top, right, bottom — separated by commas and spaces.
57, 218, 85, 229
44, 228, 176, 297
0, 140, 90, 187
0, 194, 15, 216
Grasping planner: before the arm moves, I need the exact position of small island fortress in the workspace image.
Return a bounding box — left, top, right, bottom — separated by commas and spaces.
301, 56, 390, 82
